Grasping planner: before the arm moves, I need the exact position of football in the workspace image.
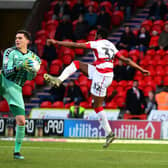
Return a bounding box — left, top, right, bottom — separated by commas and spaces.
31, 59, 40, 72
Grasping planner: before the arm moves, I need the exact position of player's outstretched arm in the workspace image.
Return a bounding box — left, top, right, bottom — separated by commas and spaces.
47, 39, 88, 49
118, 55, 150, 76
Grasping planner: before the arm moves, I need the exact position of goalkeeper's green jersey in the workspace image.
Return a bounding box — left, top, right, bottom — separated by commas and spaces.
2, 47, 41, 86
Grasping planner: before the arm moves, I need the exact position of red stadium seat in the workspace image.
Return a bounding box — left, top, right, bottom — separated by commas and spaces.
156, 49, 165, 57
139, 59, 147, 66
111, 80, 118, 88
107, 86, 116, 98
24, 80, 35, 90
49, 64, 61, 75
87, 30, 97, 41
46, 20, 59, 31
146, 49, 155, 56
75, 40, 86, 55
143, 86, 154, 96
154, 75, 163, 86
80, 101, 89, 108
111, 11, 124, 26
155, 66, 164, 76
64, 102, 74, 108
116, 86, 124, 93
144, 75, 153, 82
34, 39, 45, 57
138, 80, 145, 89
41, 59, 48, 70
154, 20, 164, 26
151, 25, 162, 34
62, 54, 73, 65
118, 80, 127, 88
0, 99, 10, 112
123, 113, 147, 120
116, 90, 126, 98
127, 80, 133, 87
62, 48, 75, 59
100, 1, 112, 11
72, 19, 78, 31
86, 1, 99, 12
135, 70, 143, 76
22, 85, 33, 96
106, 100, 118, 109
135, 0, 146, 7
153, 54, 161, 62
141, 20, 153, 31
78, 74, 88, 86
164, 65, 168, 73
50, 1, 57, 10
132, 29, 139, 37
52, 101, 64, 108
134, 75, 143, 81
116, 96, 125, 107
119, 49, 128, 57
40, 101, 52, 108
46, 20, 59, 38
51, 59, 63, 68
163, 76, 168, 85
147, 59, 157, 66
35, 74, 45, 86
41, 21, 46, 30
165, 50, 168, 55
157, 60, 165, 66
129, 49, 140, 57
44, 10, 54, 21
37, 66, 47, 75
80, 86, 89, 99
36, 30, 48, 41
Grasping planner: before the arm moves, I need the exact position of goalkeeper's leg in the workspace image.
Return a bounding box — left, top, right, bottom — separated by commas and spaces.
10, 105, 25, 160
44, 61, 88, 87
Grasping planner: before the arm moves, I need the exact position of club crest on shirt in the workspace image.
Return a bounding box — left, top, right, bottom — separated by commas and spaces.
4, 56, 9, 64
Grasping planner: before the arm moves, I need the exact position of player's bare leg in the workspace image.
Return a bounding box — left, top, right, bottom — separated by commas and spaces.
92, 95, 115, 148
44, 61, 88, 87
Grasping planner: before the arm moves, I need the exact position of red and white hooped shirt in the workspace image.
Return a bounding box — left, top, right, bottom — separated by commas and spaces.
85, 39, 122, 76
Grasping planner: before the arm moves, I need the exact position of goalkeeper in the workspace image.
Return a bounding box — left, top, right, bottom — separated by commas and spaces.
0, 30, 41, 159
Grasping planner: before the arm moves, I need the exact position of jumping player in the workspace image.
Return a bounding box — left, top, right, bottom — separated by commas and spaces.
44, 28, 150, 148
0, 30, 41, 159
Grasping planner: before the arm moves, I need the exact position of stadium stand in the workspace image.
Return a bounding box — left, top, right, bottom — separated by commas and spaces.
1, 0, 168, 119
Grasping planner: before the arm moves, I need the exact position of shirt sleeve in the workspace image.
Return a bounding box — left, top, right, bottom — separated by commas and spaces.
27, 71, 37, 80
112, 43, 122, 58
85, 41, 98, 49
2, 48, 16, 77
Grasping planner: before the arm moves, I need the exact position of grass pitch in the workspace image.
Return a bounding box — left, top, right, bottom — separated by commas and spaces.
0, 140, 168, 168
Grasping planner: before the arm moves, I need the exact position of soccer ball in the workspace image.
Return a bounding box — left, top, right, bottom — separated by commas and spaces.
31, 59, 40, 72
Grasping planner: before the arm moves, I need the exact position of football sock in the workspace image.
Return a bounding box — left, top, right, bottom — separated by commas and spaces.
14, 125, 25, 153
58, 61, 79, 82
95, 107, 112, 135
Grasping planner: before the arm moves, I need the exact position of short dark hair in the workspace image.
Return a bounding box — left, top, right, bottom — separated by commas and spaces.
16, 30, 31, 41
97, 28, 109, 39
74, 100, 80, 106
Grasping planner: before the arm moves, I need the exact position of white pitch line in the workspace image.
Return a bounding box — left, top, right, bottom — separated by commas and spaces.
1, 145, 168, 155
1, 138, 168, 144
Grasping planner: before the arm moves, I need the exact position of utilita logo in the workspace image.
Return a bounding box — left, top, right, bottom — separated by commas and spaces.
69, 123, 105, 137
113, 122, 155, 139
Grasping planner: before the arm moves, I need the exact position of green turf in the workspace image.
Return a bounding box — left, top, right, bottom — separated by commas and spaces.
0, 141, 168, 168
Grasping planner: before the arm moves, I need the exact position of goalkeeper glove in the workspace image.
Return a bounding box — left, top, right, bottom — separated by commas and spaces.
16, 59, 34, 72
